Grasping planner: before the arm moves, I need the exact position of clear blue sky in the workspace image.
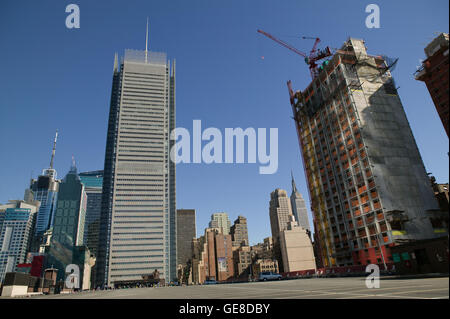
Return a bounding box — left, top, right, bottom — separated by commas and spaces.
0, 0, 448, 245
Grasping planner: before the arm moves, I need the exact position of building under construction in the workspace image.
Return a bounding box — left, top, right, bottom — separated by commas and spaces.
288, 38, 446, 268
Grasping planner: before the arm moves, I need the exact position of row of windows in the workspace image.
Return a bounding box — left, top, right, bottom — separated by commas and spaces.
113, 211, 163, 215
111, 255, 164, 259
122, 100, 166, 106
113, 226, 163, 230
112, 238, 164, 241
121, 104, 165, 109
112, 243, 162, 247
121, 110, 165, 116
117, 139, 164, 144
110, 266, 164, 271
114, 213, 164, 216
112, 249, 163, 253
122, 85, 165, 92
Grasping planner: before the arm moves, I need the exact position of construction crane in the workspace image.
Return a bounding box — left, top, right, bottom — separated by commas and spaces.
257, 29, 332, 79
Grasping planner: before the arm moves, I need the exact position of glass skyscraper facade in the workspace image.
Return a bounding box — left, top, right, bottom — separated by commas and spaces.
44, 163, 88, 282
0, 201, 39, 283
97, 48, 176, 287
29, 173, 59, 245
29, 131, 60, 252
79, 170, 103, 257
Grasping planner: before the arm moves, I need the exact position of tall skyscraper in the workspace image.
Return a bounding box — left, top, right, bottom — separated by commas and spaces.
269, 188, 294, 272
29, 131, 60, 251
415, 33, 449, 137
209, 212, 231, 235
288, 38, 442, 268
0, 199, 40, 283
269, 189, 293, 241
176, 209, 196, 267
230, 215, 249, 247
79, 170, 103, 257
290, 172, 310, 232
44, 159, 89, 283
97, 28, 176, 286
51, 159, 87, 248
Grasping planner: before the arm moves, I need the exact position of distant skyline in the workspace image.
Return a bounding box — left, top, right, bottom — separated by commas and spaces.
0, 0, 448, 246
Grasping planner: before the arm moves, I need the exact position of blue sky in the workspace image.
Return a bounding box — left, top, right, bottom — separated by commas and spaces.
0, 0, 448, 245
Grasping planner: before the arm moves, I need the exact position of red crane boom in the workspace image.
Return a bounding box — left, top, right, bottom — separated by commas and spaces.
257, 29, 307, 58
258, 29, 332, 79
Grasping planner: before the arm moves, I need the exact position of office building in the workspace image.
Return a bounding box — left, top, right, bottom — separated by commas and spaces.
252, 259, 279, 278
269, 189, 293, 240
43, 161, 96, 286
288, 37, 442, 268
233, 245, 252, 279
29, 131, 60, 251
191, 228, 234, 283
230, 215, 249, 247
51, 160, 87, 248
97, 32, 176, 287
415, 33, 449, 137
176, 209, 196, 267
209, 212, 231, 235
279, 216, 316, 273
0, 199, 40, 283
290, 172, 311, 232
269, 188, 294, 273
78, 170, 103, 257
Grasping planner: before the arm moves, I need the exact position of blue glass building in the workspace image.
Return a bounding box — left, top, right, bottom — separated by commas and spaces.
79, 170, 103, 257
0, 200, 39, 283
29, 132, 60, 251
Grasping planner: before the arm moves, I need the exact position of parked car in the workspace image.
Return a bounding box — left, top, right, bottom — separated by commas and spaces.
258, 272, 282, 281
203, 279, 218, 285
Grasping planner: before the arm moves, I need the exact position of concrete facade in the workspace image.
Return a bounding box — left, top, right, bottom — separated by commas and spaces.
233, 245, 252, 279
279, 216, 316, 272
191, 228, 234, 283
230, 215, 249, 247
269, 189, 294, 272
252, 259, 279, 278
269, 189, 293, 240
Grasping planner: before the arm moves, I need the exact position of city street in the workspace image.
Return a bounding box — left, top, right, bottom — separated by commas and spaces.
30, 276, 449, 299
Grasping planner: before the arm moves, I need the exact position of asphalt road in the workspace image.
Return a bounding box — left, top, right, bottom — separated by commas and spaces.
29, 276, 449, 299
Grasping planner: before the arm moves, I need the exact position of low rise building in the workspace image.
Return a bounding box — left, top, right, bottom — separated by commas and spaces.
252, 259, 279, 278
279, 216, 316, 273
233, 246, 252, 280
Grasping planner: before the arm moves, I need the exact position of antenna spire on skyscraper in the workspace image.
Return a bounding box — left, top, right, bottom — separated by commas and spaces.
49, 129, 58, 169
69, 154, 78, 174
113, 52, 118, 73
291, 170, 298, 194
145, 17, 149, 63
